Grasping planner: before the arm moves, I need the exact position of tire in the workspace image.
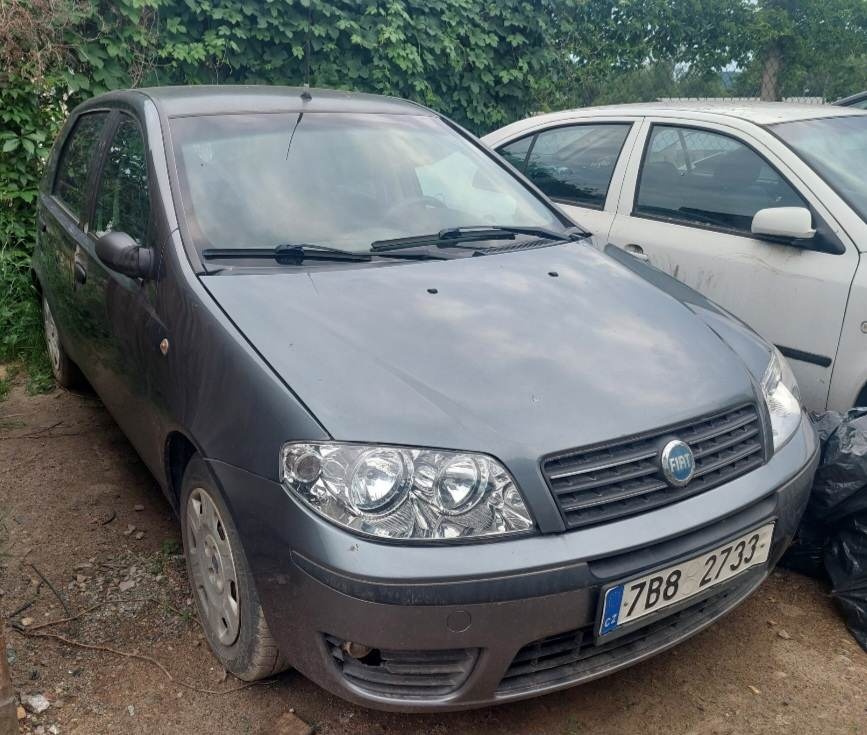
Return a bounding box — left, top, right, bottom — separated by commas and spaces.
180, 455, 289, 681
41, 295, 81, 388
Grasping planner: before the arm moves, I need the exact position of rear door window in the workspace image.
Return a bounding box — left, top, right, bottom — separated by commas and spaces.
92, 116, 151, 245
634, 125, 805, 233
53, 112, 109, 219
508, 124, 631, 208
498, 135, 534, 172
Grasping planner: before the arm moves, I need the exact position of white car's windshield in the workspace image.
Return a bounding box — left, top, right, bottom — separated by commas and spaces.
170, 112, 563, 255
773, 115, 867, 223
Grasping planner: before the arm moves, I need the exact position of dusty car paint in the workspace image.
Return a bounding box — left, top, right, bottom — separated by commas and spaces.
34, 87, 818, 711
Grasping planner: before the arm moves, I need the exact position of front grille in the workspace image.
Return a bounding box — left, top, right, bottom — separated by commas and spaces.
542, 404, 765, 529
497, 571, 760, 694
324, 635, 478, 699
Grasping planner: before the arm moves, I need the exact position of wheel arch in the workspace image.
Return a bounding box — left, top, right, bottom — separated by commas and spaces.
164, 430, 200, 510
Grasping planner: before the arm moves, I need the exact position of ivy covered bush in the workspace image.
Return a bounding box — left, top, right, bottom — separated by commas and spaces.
0, 1, 82, 390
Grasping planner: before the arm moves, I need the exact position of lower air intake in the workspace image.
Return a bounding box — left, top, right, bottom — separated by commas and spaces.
324, 635, 478, 699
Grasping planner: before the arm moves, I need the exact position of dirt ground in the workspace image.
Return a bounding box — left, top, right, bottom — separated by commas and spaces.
1, 380, 866, 735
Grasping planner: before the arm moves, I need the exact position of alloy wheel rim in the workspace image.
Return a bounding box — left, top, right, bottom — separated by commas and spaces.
42, 299, 62, 377
186, 487, 241, 646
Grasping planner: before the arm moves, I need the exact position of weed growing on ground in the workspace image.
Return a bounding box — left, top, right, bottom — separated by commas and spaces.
0, 247, 53, 397
148, 538, 183, 577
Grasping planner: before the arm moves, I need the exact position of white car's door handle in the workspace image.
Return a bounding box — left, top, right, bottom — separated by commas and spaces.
624, 243, 649, 261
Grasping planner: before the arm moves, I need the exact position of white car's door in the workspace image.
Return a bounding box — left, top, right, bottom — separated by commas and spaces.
493, 119, 642, 239
608, 118, 859, 411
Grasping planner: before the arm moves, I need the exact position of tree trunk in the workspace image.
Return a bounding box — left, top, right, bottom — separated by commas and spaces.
760, 44, 782, 101
0, 626, 17, 735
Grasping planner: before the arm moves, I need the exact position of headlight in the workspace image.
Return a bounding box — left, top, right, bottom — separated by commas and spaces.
280, 442, 535, 541
761, 347, 802, 451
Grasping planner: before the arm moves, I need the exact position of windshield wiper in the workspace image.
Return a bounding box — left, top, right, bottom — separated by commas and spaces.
370, 225, 585, 252
202, 242, 451, 264
202, 243, 372, 263
441, 225, 585, 241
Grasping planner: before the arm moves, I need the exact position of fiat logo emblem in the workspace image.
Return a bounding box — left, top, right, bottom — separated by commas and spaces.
660, 439, 696, 487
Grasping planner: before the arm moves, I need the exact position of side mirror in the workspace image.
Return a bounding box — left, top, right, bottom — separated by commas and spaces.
95, 231, 154, 279
751, 207, 816, 241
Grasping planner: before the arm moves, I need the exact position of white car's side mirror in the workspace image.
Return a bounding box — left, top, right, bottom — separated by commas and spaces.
751, 207, 816, 241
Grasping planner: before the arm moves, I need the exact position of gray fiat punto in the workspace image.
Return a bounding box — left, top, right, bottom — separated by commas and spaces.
33, 86, 818, 711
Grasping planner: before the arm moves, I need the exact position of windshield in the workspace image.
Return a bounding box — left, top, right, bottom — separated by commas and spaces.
170, 112, 563, 255
773, 115, 867, 223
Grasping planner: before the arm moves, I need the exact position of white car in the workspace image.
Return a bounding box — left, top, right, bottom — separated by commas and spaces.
484, 102, 867, 412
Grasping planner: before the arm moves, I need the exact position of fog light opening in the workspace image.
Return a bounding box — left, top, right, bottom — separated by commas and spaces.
341, 640, 378, 664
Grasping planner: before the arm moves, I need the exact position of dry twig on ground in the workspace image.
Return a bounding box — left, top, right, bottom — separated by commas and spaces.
10, 596, 265, 696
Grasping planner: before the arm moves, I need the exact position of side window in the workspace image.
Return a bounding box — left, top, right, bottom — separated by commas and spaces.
498, 135, 534, 172
93, 117, 151, 245
520, 124, 631, 208
635, 125, 806, 233
53, 113, 109, 218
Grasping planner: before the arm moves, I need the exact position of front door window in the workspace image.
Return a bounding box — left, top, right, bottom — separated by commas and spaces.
93, 117, 151, 245
634, 125, 805, 233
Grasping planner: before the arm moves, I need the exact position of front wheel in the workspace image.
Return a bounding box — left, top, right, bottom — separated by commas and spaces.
180, 456, 289, 681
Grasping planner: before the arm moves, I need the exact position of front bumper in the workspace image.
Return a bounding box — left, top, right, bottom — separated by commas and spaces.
208, 414, 818, 712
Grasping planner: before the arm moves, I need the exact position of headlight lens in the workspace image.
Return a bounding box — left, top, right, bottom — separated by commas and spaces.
761, 347, 802, 451
348, 448, 410, 513
280, 442, 534, 541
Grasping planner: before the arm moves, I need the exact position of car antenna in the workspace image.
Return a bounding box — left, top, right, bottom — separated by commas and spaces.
300, 4, 312, 101
289, 7, 311, 155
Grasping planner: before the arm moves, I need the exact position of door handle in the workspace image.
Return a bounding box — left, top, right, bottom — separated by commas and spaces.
624, 243, 649, 261
74, 262, 87, 286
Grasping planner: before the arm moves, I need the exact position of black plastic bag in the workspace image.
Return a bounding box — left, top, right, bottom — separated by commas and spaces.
826, 513, 867, 650
780, 409, 867, 651
809, 408, 867, 522
778, 520, 828, 579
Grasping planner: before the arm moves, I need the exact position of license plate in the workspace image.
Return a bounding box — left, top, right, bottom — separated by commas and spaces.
598, 522, 775, 636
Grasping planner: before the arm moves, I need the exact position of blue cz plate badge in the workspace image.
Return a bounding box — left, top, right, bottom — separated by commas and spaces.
598, 522, 775, 636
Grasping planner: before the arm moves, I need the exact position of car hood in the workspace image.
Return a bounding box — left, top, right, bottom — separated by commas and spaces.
201, 242, 760, 463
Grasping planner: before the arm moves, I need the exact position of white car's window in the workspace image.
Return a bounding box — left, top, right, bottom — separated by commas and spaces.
499, 124, 631, 209
497, 134, 533, 171
773, 115, 867, 224
635, 125, 805, 233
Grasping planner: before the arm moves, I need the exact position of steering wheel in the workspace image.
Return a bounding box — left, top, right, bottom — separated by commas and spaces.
383, 196, 447, 221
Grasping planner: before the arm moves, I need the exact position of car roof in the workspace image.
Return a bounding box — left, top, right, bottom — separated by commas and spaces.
495, 100, 867, 131
80, 85, 434, 118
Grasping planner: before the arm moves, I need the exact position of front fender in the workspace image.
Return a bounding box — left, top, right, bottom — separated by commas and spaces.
829, 255, 867, 410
